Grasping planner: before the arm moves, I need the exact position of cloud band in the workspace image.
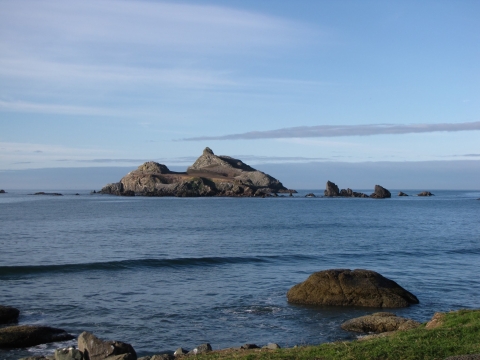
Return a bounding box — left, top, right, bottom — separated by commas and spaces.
181, 121, 480, 141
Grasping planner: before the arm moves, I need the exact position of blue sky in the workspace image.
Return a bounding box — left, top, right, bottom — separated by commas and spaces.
1, 0, 479, 188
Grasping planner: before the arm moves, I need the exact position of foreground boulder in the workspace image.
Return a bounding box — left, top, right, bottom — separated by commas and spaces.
341, 312, 420, 333
0, 325, 74, 348
370, 185, 391, 199
0, 305, 20, 324
287, 269, 419, 308
100, 148, 293, 197
78, 332, 136, 360
55, 347, 84, 360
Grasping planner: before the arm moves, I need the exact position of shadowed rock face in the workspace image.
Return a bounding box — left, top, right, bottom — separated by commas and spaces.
370, 185, 391, 199
100, 148, 291, 197
0, 305, 19, 324
287, 269, 419, 308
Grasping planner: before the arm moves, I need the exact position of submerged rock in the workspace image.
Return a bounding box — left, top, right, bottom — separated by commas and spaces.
77, 332, 136, 360
341, 312, 420, 333
0, 305, 20, 324
0, 325, 74, 348
100, 148, 293, 197
417, 191, 434, 196
287, 269, 419, 308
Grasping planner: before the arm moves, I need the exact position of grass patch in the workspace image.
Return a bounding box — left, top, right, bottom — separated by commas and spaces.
193, 310, 480, 360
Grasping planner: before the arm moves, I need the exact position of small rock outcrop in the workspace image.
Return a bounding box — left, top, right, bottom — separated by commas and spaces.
0, 305, 20, 324
370, 185, 391, 199
31, 192, 63, 196
341, 312, 420, 333
100, 148, 293, 197
398, 192, 408, 196
0, 189, 6, 194
425, 312, 446, 329
262, 343, 281, 350
78, 332, 136, 360
187, 343, 212, 355
418, 191, 434, 196
0, 325, 74, 348
305, 193, 316, 198
286, 269, 419, 308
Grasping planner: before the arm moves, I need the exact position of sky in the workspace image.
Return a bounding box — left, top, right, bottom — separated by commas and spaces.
1, 0, 479, 189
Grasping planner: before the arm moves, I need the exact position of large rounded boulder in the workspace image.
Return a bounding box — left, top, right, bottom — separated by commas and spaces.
287, 269, 419, 308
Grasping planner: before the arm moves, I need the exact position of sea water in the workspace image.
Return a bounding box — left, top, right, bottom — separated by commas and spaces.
1, 190, 479, 359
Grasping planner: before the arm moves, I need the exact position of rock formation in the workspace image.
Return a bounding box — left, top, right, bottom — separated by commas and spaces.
100, 148, 293, 197
0, 325, 74, 348
286, 269, 419, 308
0, 190, 5, 194
398, 192, 408, 196
0, 305, 19, 324
78, 332, 136, 360
341, 312, 420, 333
370, 185, 391, 199
417, 191, 434, 196
323, 181, 377, 198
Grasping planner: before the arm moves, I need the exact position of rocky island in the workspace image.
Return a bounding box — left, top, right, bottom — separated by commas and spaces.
100, 148, 294, 197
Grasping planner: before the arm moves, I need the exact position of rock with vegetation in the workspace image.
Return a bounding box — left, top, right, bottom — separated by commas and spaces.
341, 312, 420, 333
0, 305, 20, 324
418, 191, 434, 196
286, 269, 419, 308
370, 185, 391, 199
78, 332, 136, 360
100, 148, 292, 197
0, 325, 74, 348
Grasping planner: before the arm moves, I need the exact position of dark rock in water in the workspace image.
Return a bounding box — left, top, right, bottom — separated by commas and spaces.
398, 192, 408, 196
31, 192, 63, 196
55, 347, 84, 360
324, 181, 340, 197
0, 305, 20, 324
305, 193, 316, 198
417, 191, 434, 196
77, 332, 136, 360
370, 185, 391, 199
341, 312, 420, 333
287, 269, 419, 308
0, 189, 6, 193
187, 343, 212, 355
100, 148, 294, 197
0, 325, 74, 348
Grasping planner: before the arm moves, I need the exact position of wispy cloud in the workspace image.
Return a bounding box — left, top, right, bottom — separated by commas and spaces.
181, 121, 480, 141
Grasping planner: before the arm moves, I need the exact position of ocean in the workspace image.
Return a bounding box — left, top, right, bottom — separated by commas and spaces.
1, 190, 479, 359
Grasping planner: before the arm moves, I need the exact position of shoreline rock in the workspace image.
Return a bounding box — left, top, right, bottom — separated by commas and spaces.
100, 148, 294, 197
286, 269, 419, 308
341, 312, 420, 333
78, 331, 137, 360
0, 325, 74, 348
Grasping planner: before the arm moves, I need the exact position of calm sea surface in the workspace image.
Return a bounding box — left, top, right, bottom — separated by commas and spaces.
1, 190, 479, 359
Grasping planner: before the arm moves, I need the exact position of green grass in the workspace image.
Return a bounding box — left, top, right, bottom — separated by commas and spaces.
193, 310, 480, 360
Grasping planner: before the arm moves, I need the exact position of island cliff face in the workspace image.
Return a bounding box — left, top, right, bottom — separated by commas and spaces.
100, 147, 292, 197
